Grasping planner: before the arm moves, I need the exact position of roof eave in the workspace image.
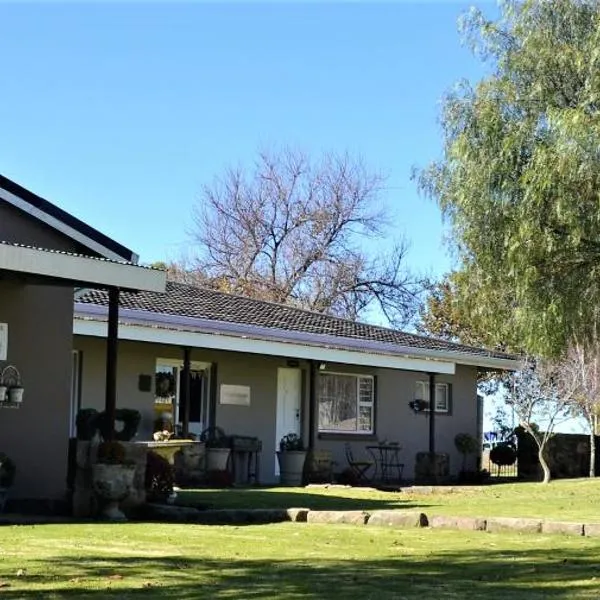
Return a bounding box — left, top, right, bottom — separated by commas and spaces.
1, 245, 166, 292
73, 303, 518, 370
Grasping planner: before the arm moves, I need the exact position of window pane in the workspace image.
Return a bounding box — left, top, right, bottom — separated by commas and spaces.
435, 384, 448, 411
318, 374, 374, 433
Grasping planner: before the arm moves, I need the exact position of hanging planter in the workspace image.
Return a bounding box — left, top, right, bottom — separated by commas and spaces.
1, 365, 24, 404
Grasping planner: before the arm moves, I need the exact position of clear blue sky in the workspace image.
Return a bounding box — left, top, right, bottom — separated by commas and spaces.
0, 1, 493, 278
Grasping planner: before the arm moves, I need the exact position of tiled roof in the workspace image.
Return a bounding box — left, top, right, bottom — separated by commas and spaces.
77, 282, 517, 362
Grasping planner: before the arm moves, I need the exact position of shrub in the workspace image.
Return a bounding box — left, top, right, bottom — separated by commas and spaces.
145, 451, 174, 503
490, 443, 517, 467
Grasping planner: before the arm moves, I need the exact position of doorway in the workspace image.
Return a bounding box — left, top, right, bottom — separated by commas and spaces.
275, 368, 302, 474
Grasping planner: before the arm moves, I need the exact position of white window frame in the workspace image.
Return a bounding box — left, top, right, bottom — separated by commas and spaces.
415, 380, 450, 413
317, 371, 375, 435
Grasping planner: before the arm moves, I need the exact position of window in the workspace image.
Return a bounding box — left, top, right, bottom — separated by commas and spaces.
318, 373, 374, 434
415, 380, 450, 413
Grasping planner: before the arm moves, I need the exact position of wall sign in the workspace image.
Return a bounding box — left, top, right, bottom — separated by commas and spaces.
0, 324, 7, 361
220, 384, 251, 406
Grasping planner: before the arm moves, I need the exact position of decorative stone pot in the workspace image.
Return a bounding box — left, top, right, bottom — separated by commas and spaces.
0, 386, 7, 402
206, 447, 231, 472
92, 463, 136, 521
277, 451, 307, 486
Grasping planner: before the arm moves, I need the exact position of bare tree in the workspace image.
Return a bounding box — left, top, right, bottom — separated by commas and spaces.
559, 341, 600, 477
508, 358, 577, 484
187, 148, 422, 326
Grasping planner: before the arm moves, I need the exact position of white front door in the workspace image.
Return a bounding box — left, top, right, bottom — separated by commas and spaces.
276, 368, 302, 474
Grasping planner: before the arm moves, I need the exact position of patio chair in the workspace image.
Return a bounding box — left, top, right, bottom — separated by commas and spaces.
345, 443, 374, 483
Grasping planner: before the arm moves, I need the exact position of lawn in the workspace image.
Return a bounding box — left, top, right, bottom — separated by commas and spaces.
1, 522, 600, 599
177, 478, 600, 522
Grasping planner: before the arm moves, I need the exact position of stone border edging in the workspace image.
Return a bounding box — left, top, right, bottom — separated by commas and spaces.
143, 504, 600, 537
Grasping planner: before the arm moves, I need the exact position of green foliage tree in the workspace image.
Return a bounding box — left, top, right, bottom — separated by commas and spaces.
417, 0, 600, 356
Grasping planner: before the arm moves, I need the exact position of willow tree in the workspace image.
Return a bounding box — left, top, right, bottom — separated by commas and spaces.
418, 0, 600, 356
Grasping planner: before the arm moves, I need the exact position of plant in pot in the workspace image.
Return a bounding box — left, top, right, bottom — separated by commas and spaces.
200, 426, 231, 472
454, 433, 480, 483
0, 453, 16, 513
92, 440, 136, 521
276, 433, 307, 486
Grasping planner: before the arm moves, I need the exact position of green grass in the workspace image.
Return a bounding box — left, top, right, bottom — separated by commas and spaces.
177, 478, 600, 522
1, 522, 600, 598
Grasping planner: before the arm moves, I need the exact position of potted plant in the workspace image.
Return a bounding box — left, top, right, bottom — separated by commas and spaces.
201, 427, 231, 472
454, 433, 479, 483
276, 433, 307, 486
0, 453, 16, 513
91, 440, 136, 521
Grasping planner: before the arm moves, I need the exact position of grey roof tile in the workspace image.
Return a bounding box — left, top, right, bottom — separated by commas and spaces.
77, 282, 517, 362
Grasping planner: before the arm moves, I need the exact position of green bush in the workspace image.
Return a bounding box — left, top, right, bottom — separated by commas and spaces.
490, 443, 517, 467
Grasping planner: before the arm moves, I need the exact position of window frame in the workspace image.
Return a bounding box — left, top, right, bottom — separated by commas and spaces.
415, 380, 451, 414
317, 371, 376, 435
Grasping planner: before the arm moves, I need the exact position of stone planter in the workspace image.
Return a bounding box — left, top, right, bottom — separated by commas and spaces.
206, 448, 231, 472
277, 451, 307, 486
92, 463, 136, 521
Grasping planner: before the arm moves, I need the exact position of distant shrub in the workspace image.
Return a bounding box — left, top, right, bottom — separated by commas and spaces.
490, 443, 517, 467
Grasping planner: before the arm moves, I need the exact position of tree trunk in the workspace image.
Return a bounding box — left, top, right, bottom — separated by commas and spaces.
590, 431, 596, 478
539, 447, 551, 484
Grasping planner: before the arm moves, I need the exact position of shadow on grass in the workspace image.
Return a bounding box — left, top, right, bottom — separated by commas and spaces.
4, 545, 600, 599
175, 487, 414, 511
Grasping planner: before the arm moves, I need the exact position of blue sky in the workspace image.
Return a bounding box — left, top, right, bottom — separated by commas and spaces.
0, 1, 492, 278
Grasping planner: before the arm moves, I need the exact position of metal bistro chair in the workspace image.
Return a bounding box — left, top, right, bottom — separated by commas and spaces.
345, 443, 374, 484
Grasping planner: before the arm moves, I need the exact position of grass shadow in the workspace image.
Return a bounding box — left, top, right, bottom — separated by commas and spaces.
175, 486, 413, 511
4, 544, 600, 599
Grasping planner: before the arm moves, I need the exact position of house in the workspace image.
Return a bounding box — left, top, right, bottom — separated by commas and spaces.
0, 175, 166, 505
0, 173, 518, 506
72, 283, 519, 483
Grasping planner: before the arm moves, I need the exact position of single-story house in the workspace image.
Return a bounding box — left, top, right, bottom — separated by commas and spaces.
0, 174, 519, 505
72, 285, 519, 484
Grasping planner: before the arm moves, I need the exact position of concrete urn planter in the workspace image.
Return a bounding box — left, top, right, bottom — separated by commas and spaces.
277, 451, 307, 486
92, 463, 136, 521
206, 448, 231, 472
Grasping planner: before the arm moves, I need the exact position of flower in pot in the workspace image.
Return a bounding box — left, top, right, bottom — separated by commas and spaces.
92, 440, 136, 521
0, 453, 16, 513
200, 427, 231, 473
276, 433, 307, 486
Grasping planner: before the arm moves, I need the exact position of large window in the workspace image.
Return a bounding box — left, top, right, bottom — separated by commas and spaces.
415, 380, 450, 413
318, 373, 374, 434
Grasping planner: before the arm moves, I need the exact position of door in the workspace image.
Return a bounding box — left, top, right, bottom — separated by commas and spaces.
276, 368, 302, 475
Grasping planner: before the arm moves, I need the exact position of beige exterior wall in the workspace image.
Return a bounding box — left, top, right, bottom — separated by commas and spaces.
75, 335, 479, 482
0, 205, 79, 500
315, 364, 478, 479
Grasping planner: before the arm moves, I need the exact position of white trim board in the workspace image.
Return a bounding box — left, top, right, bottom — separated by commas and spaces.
0, 244, 166, 292
0, 186, 131, 262
74, 318, 457, 374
